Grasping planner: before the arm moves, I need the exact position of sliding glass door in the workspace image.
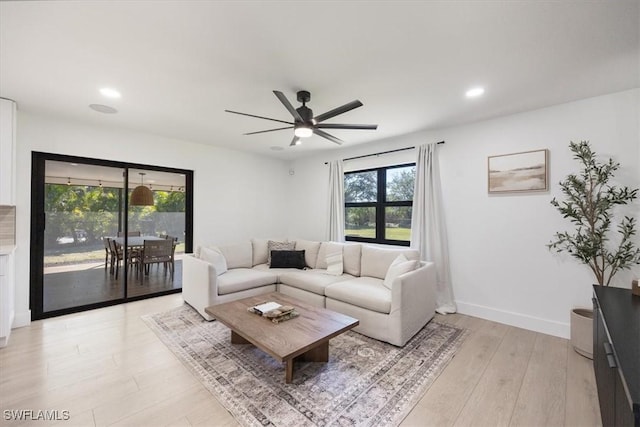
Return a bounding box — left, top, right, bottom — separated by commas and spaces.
127, 168, 186, 298
42, 161, 126, 312
30, 152, 193, 320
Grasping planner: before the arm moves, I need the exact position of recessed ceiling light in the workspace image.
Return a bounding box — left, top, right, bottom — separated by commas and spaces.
89, 104, 118, 114
465, 87, 485, 98
99, 88, 121, 98
270, 146, 284, 151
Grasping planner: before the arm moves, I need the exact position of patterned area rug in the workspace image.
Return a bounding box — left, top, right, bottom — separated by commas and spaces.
143, 304, 467, 427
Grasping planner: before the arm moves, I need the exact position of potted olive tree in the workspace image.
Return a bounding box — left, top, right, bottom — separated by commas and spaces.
549, 141, 640, 359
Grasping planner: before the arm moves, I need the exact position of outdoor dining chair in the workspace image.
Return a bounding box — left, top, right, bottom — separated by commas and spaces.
108, 238, 140, 279
102, 237, 112, 271
139, 239, 174, 279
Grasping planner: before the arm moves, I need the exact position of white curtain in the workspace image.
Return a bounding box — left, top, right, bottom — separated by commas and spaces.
410, 143, 456, 314
327, 160, 345, 242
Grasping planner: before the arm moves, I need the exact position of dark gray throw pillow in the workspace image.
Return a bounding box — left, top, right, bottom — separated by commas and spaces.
270, 250, 306, 269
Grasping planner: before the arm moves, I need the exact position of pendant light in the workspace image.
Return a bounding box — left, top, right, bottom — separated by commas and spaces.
130, 172, 154, 206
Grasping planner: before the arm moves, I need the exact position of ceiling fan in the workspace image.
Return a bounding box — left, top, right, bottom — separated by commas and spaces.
225, 90, 377, 146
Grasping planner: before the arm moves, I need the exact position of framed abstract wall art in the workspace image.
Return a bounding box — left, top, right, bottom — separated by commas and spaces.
488, 149, 548, 193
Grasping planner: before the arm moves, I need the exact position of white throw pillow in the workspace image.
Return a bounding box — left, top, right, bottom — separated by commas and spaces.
200, 246, 228, 276
383, 254, 416, 289
325, 250, 344, 276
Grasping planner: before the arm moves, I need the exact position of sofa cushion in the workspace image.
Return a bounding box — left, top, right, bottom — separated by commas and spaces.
217, 268, 278, 295
279, 270, 354, 295
383, 254, 417, 289
252, 263, 295, 278
268, 240, 295, 265
251, 238, 269, 266
199, 246, 227, 275
293, 239, 321, 268
360, 245, 420, 280
325, 277, 391, 314
218, 241, 253, 269
343, 244, 362, 277
326, 250, 344, 276
316, 242, 342, 269
316, 242, 362, 276
270, 250, 306, 269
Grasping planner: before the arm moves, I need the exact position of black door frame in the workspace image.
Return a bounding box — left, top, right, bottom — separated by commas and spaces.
30, 151, 194, 320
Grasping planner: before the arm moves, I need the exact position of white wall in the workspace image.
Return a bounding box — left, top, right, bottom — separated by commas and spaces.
287, 89, 640, 338
13, 112, 290, 326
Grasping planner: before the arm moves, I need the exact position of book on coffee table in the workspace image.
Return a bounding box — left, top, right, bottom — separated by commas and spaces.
248, 302, 299, 323
250, 301, 281, 314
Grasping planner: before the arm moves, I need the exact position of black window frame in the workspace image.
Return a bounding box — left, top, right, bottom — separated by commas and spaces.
344, 163, 415, 247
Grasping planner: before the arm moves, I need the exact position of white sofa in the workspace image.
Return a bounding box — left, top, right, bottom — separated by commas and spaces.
182, 238, 437, 347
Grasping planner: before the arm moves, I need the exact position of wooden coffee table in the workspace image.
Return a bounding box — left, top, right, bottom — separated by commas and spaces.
204, 291, 359, 383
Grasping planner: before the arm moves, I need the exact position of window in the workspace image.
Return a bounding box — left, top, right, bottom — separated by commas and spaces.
344, 164, 415, 246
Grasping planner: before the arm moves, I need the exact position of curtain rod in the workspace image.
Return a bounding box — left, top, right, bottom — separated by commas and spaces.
324, 141, 444, 164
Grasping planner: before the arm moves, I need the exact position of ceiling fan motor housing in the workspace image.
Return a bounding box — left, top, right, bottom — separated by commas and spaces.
296, 105, 313, 123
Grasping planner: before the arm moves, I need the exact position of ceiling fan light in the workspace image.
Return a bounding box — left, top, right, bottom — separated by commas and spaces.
294, 126, 313, 138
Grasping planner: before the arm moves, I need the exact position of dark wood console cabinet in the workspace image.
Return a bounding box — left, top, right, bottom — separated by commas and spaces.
593, 286, 639, 427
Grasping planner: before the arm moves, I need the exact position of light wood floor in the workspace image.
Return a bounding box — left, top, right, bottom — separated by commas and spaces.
0, 294, 601, 427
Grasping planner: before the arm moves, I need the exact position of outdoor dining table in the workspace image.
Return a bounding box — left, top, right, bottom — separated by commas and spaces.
113, 235, 164, 248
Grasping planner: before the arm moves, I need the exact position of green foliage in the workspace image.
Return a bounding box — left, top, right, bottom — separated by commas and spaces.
345, 171, 377, 202
548, 141, 640, 286
345, 206, 374, 229
344, 166, 415, 236
387, 167, 415, 201
44, 184, 186, 248
154, 191, 186, 212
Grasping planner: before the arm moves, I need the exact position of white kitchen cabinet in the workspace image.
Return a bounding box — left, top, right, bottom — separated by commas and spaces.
0, 251, 15, 347
0, 98, 17, 205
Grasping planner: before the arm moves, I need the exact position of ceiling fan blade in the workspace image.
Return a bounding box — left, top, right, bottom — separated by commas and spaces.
313, 100, 363, 123
290, 136, 300, 147
314, 129, 343, 145
225, 110, 293, 125
315, 123, 378, 130
243, 126, 293, 136
273, 91, 303, 122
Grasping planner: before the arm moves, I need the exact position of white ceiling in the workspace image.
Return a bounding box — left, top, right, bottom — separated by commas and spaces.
1, 1, 638, 161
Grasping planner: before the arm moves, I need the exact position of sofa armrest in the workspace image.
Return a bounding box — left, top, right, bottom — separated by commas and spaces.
182, 254, 219, 320
390, 261, 437, 329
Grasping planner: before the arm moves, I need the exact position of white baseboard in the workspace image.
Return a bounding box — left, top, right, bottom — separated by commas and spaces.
12, 309, 31, 328
455, 300, 569, 339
